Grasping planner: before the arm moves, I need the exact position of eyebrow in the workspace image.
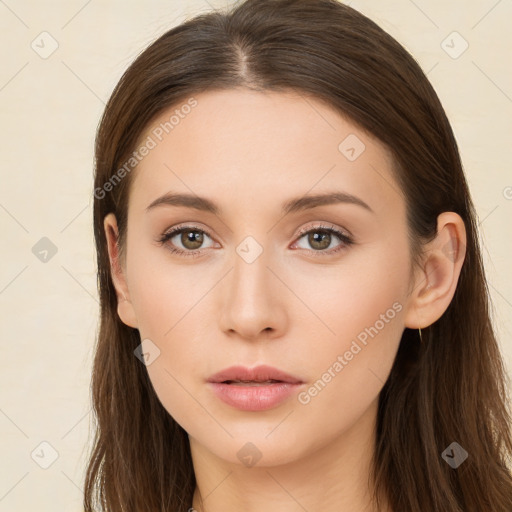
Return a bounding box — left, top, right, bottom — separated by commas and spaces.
145, 191, 374, 215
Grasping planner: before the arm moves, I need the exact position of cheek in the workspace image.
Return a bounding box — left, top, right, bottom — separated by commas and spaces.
145, 359, 204, 433
290, 248, 408, 418
127, 246, 215, 339
290, 240, 409, 347
130, 277, 213, 434
125, 251, 220, 428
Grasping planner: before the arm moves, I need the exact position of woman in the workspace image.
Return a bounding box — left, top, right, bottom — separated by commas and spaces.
84, 0, 512, 510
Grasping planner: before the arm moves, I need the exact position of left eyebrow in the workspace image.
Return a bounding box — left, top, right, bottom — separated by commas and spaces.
145, 191, 375, 215
282, 191, 374, 215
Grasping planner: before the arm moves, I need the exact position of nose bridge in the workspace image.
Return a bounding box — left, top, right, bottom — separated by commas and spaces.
219, 232, 285, 338
231, 233, 273, 308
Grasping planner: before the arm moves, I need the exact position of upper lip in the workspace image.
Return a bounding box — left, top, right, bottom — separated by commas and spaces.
207, 365, 303, 384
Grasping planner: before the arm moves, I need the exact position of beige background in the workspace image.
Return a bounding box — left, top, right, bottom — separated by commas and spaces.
0, 0, 511, 510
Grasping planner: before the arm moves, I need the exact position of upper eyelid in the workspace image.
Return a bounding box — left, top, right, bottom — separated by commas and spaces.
163, 223, 214, 240
296, 222, 351, 238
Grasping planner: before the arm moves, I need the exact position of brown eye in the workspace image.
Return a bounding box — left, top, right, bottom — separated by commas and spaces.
307, 230, 332, 250
158, 225, 215, 256
293, 224, 354, 256
179, 229, 204, 250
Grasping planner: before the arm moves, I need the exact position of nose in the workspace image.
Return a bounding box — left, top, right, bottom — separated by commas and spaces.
218, 242, 288, 341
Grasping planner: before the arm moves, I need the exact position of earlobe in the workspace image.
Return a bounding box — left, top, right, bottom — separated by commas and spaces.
103, 213, 139, 329
404, 212, 467, 330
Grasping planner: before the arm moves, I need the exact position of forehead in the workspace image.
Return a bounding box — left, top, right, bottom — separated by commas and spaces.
128, 88, 403, 220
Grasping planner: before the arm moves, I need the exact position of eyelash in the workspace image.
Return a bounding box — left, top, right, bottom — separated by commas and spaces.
156, 223, 354, 259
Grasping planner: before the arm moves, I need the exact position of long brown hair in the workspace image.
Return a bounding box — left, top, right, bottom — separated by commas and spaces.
84, 1, 512, 510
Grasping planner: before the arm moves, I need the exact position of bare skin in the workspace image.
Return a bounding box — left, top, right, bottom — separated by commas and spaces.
104, 88, 466, 512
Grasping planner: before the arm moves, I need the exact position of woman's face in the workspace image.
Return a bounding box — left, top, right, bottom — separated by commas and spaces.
106, 88, 418, 467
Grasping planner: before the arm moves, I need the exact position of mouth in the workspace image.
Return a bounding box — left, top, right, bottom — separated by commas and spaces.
207, 365, 304, 411
207, 365, 303, 385
221, 379, 285, 386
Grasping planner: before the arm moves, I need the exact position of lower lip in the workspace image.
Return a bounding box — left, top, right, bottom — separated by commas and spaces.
208, 382, 301, 411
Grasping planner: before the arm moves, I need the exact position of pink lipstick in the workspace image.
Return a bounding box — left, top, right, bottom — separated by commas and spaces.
207, 365, 304, 411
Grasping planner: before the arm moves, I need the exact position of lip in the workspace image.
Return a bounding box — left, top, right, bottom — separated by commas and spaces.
207, 365, 304, 411
207, 364, 303, 384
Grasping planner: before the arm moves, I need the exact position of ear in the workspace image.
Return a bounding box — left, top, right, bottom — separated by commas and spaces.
404, 212, 467, 330
103, 213, 138, 329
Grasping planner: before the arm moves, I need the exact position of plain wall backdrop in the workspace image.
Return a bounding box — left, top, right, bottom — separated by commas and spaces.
1, 0, 511, 510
